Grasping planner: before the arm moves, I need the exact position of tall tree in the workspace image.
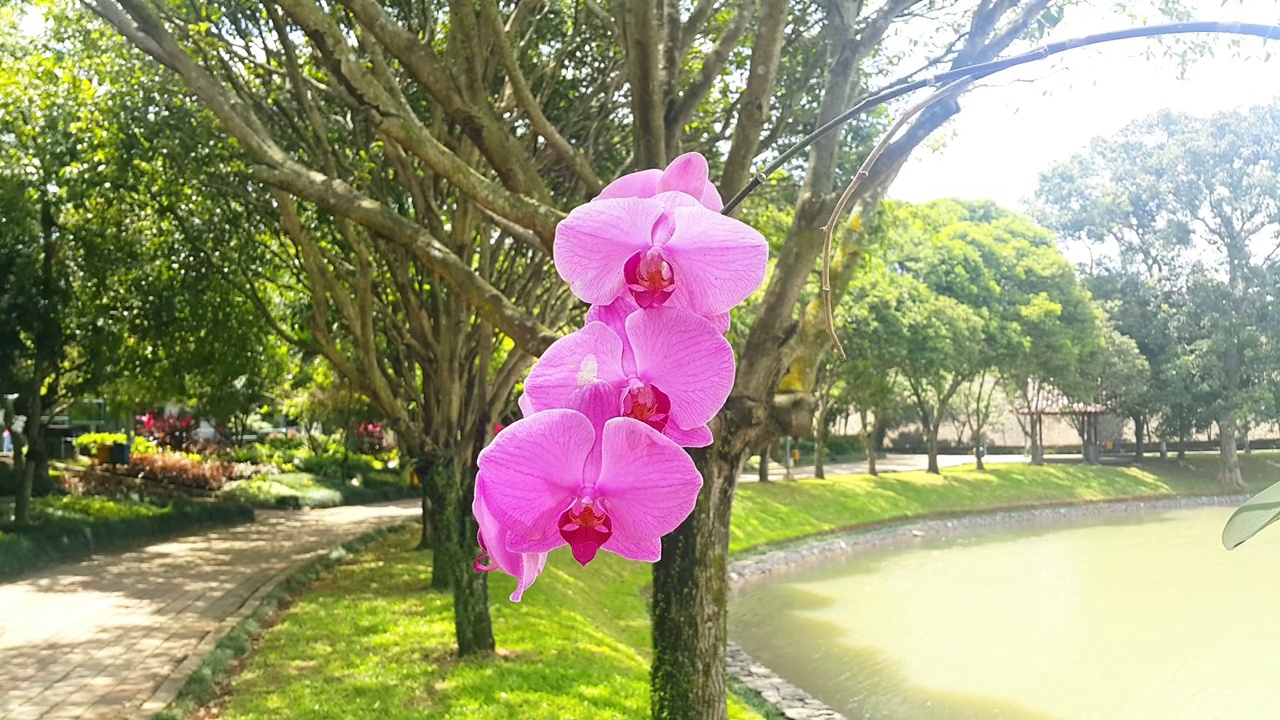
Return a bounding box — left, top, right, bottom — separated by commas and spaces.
87, 0, 1096, 715
1038, 103, 1280, 488
0, 25, 130, 523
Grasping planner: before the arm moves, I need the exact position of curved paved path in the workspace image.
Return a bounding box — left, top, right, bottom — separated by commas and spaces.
0, 500, 420, 720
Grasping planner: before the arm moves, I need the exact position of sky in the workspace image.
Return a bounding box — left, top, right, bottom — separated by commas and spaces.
889, 1, 1280, 212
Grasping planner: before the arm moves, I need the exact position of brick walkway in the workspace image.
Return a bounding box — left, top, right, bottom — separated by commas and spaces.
0, 500, 421, 720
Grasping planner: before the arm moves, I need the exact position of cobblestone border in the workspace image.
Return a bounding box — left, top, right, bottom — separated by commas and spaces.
724, 493, 1248, 720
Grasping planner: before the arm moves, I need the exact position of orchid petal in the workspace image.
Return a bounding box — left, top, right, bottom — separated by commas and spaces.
603, 534, 662, 562
565, 379, 622, 479
596, 168, 661, 201
517, 391, 535, 417
473, 489, 546, 601
699, 184, 725, 213
587, 296, 640, 374
657, 153, 723, 211
656, 153, 710, 198
596, 418, 702, 550
476, 410, 593, 552
662, 423, 714, 448
555, 198, 662, 304
524, 322, 628, 411
627, 307, 735, 431
663, 206, 768, 316
585, 296, 636, 337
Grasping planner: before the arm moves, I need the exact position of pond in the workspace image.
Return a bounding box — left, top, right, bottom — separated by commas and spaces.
729, 506, 1280, 719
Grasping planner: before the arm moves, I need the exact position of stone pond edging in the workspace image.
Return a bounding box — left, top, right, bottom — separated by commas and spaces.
724, 492, 1249, 720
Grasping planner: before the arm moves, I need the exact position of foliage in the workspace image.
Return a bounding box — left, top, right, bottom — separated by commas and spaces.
833, 200, 1098, 471
194, 459, 1246, 720
73, 432, 158, 456
123, 452, 267, 492
0, 462, 60, 498
1037, 101, 1280, 487
222, 471, 414, 510
136, 412, 197, 452
0, 495, 253, 580
353, 422, 388, 454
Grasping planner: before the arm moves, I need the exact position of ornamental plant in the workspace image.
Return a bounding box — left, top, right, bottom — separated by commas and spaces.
473, 153, 767, 600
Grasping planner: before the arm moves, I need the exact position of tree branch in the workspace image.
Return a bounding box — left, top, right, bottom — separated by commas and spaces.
725, 21, 1280, 212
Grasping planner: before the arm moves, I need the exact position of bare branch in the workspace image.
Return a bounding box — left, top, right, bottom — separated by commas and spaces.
821, 77, 973, 358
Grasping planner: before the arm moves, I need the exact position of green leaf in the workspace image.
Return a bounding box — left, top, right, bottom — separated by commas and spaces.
1221, 480, 1280, 549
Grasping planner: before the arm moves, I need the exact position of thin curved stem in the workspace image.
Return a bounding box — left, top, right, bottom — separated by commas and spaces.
820, 76, 974, 358
723, 21, 1280, 214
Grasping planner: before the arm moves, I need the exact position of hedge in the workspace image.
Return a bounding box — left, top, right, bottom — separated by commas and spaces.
0, 496, 255, 581
221, 471, 417, 510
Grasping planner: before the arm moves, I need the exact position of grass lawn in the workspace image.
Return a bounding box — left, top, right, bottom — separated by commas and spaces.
195, 456, 1270, 720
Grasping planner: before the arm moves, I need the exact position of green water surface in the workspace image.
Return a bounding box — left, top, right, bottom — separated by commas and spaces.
729, 507, 1280, 719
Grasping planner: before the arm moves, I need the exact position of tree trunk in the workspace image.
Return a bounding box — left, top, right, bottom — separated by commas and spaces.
1217, 420, 1246, 490
814, 405, 827, 480
421, 450, 494, 655
1029, 413, 1045, 465
14, 383, 43, 527
970, 428, 985, 471
15, 438, 39, 528
757, 440, 771, 483
859, 409, 877, 476
873, 418, 888, 451
651, 440, 743, 720
1133, 415, 1146, 459
1177, 436, 1187, 461
416, 459, 434, 552
1159, 440, 1168, 461
925, 423, 940, 475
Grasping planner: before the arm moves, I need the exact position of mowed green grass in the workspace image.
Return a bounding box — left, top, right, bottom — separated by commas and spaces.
208, 456, 1268, 720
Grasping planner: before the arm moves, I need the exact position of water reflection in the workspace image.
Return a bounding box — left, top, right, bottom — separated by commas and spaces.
730, 507, 1280, 719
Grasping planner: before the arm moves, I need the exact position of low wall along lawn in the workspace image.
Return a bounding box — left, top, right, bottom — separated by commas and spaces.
183, 455, 1270, 720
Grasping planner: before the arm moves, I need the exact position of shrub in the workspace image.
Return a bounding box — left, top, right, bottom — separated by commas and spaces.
354, 422, 389, 453
120, 453, 275, 493
137, 412, 199, 452
296, 452, 379, 479
0, 496, 254, 580
222, 470, 414, 509
73, 433, 158, 457
128, 453, 231, 490
0, 463, 61, 498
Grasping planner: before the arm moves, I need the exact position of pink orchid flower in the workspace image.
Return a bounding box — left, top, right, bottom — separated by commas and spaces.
522, 307, 733, 447
472, 491, 546, 602
588, 293, 731, 335
476, 406, 702, 568
595, 152, 724, 211
554, 183, 767, 317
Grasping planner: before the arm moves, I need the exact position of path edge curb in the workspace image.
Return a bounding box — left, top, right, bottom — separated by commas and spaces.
144, 519, 416, 719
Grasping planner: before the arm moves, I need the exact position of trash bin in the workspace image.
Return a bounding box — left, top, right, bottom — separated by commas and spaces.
110, 442, 130, 465
96, 443, 112, 464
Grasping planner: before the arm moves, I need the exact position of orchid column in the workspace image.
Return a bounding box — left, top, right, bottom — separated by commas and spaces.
471, 153, 766, 600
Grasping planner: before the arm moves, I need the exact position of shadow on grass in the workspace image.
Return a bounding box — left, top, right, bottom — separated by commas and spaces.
212, 532, 672, 720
